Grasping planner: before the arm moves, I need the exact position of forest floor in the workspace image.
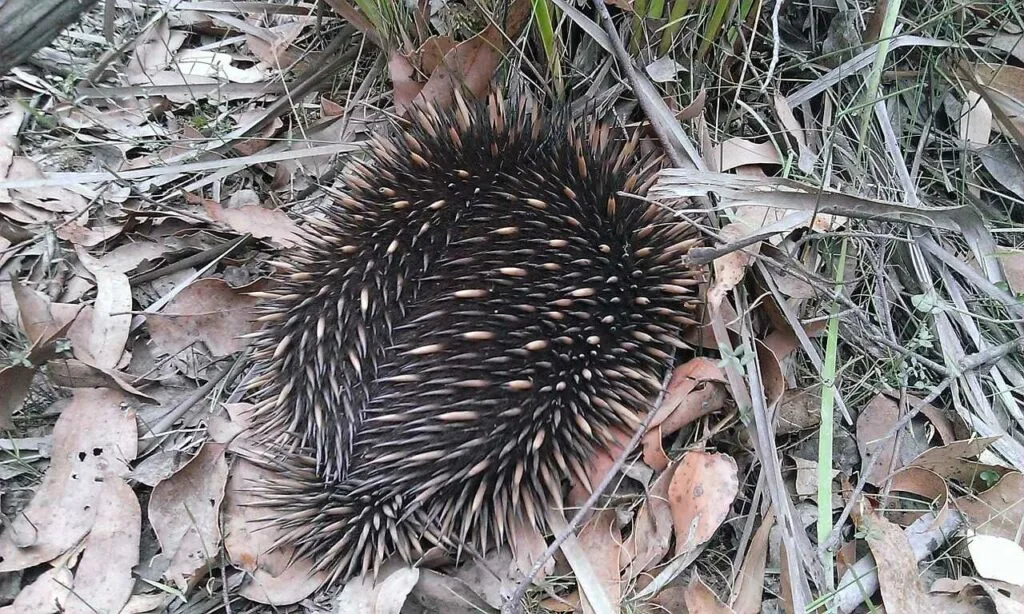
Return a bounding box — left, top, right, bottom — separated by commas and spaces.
1, 0, 1024, 613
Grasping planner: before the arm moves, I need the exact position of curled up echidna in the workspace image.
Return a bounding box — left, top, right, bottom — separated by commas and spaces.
246, 90, 704, 585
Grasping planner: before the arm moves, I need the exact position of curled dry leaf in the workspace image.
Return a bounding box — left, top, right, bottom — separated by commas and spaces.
148, 442, 228, 591
668, 451, 739, 556
642, 357, 727, 470
707, 138, 782, 173
0, 388, 138, 572
889, 466, 950, 512
146, 277, 264, 358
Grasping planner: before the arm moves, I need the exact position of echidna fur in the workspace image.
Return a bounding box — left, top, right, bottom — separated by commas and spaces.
245, 89, 704, 585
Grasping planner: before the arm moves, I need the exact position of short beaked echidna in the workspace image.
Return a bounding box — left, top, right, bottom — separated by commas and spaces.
246, 90, 704, 585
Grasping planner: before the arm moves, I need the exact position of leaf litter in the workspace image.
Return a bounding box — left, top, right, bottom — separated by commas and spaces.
1, 0, 1024, 613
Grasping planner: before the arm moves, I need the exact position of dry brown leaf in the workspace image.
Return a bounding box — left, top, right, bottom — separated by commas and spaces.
931, 577, 1024, 614
956, 472, 1024, 545
776, 388, 822, 434
996, 248, 1024, 295
224, 458, 327, 604
418, 36, 459, 75
321, 0, 381, 46
972, 63, 1024, 107
389, 51, 423, 116
118, 593, 173, 614
451, 548, 515, 608
149, 442, 228, 591
4, 158, 87, 216
755, 336, 791, 409
685, 573, 736, 613
0, 567, 73, 614
11, 279, 79, 349
907, 436, 1004, 486
244, 22, 304, 68
551, 508, 617, 614
857, 393, 911, 486
0, 107, 24, 204
668, 451, 739, 556
200, 197, 300, 247
126, 18, 186, 84
569, 426, 629, 506
707, 138, 782, 173
577, 510, 623, 614
508, 515, 554, 586
334, 565, 419, 614
98, 240, 167, 275
889, 466, 949, 506
232, 109, 284, 157
621, 463, 675, 574
46, 358, 155, 401
642, 357, 728, 470
413, 0, 530, 109
55, 222, 123, 247
960, 91, 994, 147
405, 569, 497, 614
774, 94, 814, 173
75, 247, 132, 369
860, 511, 975, 614
0, 388, 138, 572
896, 391, 957, 445
146, 277, 263, 358
65, 479, 141, 614
707, 222, 759, 308
730, 511, 774, 613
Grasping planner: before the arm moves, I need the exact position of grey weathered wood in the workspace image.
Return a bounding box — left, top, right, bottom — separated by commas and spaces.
0, 0, 101, 76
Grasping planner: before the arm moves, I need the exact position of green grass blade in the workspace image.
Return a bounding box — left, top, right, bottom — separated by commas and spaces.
817, 238, 848, 598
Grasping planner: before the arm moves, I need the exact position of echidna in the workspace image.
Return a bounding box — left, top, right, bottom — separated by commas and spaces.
246, 90, 704, 585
